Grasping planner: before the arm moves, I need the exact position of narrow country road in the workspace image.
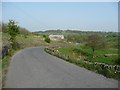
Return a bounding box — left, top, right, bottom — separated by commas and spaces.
5, 47, 118, 88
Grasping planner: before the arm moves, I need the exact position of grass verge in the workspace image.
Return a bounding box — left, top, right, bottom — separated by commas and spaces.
2, 48, 21, 87
45, 48, 120, 80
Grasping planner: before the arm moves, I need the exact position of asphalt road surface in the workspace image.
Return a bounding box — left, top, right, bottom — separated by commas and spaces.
5, 47, 118, 88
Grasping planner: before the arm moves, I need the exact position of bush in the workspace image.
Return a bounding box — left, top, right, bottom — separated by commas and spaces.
45, 37, 51, 43
96, 66, 103, 74
115, 57, 120, 65
97, 67, 111, 78
43, 35, 46, 38
73, 48, 92, 56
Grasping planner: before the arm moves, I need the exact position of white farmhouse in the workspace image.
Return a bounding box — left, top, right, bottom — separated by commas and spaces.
49, 35, 64, 41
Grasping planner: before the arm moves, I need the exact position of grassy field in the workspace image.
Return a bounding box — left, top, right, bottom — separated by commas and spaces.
87, 56, 118, 65
57, 46, 119, 65
80, 49, 118, 55
16, 34, 48, 48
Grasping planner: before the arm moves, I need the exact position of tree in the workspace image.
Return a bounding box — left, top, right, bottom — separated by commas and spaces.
86, 34, 106, 58
6, 20, 20, 49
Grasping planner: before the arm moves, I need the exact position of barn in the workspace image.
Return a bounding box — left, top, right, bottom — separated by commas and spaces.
49, 35, 64, 41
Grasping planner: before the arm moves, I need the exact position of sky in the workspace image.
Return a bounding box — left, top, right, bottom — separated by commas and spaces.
1, 2, 118, 32
1, 0, 120, 2
0, 3, 1, 13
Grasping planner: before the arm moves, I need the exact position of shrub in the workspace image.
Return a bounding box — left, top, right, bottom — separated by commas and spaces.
115, 57, 120, 65
73, 48, 92, 57
43, 35, 46, 38
45, 37, 51, 43
97, 67, 111, 78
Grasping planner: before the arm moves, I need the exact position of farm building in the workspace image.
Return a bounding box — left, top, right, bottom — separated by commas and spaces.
49, 35, 64, 41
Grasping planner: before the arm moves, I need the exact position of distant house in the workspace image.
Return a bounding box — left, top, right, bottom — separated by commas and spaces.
49, 35, 64, 41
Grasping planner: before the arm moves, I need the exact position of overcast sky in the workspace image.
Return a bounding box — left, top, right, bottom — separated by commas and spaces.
1, 2, 118, 32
